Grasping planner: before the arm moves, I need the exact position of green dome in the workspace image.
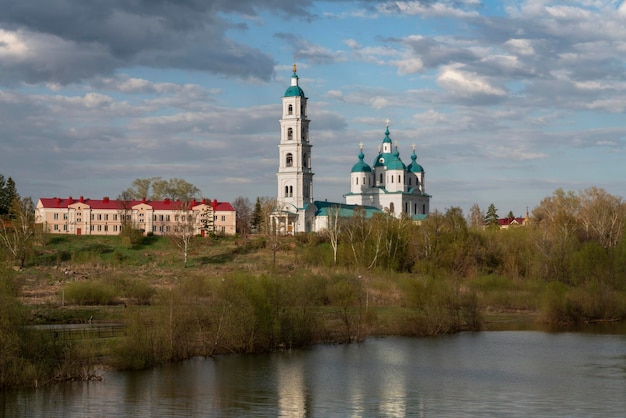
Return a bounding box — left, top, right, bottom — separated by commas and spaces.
408, 151, 424, 173
352, 149, 372, 172
387, 154, 405, 171
285, 85, 305, 97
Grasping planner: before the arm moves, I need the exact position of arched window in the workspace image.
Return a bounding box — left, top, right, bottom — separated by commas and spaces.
356, 177, 359, 185
408, 178, 412, 186
405, 202, 408, 213
288, 104, 293, 115
391, 176, 394, 184
285, 186, 289, 197
286, 153, 293, 167
289, 186, 293, 197
414, 203, 417, 214
287, 128, 293, 140
389, 202, 395, 213
398, 175, 401, 183
379, 173, 383, 183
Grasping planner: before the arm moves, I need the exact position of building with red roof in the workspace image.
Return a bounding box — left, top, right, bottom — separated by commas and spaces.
35, 196, 236, 236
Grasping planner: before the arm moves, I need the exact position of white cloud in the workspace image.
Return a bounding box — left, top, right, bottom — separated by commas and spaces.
437, 64, 506, 97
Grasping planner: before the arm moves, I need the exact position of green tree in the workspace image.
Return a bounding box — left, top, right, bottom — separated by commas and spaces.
484, 203, 500, 229
0, 175, 18, 216
123, 177, 201, 201
252, 197, 262, 233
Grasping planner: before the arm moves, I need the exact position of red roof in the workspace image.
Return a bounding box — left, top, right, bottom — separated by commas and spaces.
38, 197, 235, 211
498, 217, 526, 226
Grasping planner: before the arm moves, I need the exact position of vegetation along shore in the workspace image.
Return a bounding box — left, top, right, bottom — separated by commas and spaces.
2, 187, 626, 389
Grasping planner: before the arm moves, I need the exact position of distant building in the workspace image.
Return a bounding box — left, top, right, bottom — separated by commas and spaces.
35, 196, 236, 236
271, 65, 431, 234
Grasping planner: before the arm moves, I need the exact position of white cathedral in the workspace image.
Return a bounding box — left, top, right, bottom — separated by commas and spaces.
272, 65, 430, 234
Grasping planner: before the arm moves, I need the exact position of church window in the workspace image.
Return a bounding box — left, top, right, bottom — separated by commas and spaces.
285, 186, 289, 197
398, 175, 401, 183
288, 104, 293, 115
379, 173, 383, 183
414, 203, 417, 214
287, 128, 293, 140
391, 175, 394, 184
389, 202, 395, 213
405, 202, 408, 213
286, 153, 293, 167
363, 176, 366, 185
356, 177, 359, 185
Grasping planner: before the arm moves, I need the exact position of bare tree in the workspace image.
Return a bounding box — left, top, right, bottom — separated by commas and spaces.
0, 197, 35, 267
168, 201, 196, 266
326, 205, 343, 264
232, 196, 252, 237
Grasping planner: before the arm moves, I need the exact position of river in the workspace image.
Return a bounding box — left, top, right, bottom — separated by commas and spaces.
2, 329, 625, 417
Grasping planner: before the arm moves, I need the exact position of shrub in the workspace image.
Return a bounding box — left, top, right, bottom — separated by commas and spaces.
62, 280, 117, 305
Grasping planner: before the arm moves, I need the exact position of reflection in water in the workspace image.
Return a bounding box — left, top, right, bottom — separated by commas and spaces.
277, 353, 307, 417
2, 330, 625, 417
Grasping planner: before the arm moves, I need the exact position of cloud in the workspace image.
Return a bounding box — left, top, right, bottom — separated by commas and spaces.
437, 64, 507, 99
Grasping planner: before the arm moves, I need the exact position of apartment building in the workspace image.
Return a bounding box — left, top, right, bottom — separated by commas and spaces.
35, 196, 236, 236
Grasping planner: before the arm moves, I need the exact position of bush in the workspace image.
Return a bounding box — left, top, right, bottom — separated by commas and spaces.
62, 280, 118, 305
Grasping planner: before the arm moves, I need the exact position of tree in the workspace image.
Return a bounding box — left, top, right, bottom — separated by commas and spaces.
468, 203, 484, 229
0, 175, 18, 216
252, 197, 262, 233
168, 201, 196, 266
0, 197, 35, 267
484, 203, 500, 229
123, 177, 201, 201
326, 206, 343, 264
117, 190, 142, 247
232, 196, 252, 237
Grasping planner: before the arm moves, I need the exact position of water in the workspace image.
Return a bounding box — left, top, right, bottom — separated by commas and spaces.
2, 331, 625, 417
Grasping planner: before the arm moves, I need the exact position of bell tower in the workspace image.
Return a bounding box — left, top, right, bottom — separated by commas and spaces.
275, 64, 314, 232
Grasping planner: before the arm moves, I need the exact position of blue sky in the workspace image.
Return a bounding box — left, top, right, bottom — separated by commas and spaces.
1, 0, 626, 217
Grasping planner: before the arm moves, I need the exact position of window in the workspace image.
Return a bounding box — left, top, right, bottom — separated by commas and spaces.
113, 214, 118, 221
288, 104, 293, 115
153, 215, 157, 221
289, 186, 293, 197
91, 214, 95, 220
423, 204, 426, 214
91, 225, 94, 231
286, 153, 293, 167
221, 215, 226, 221
214, 215, 218, 220
389, 202, 395, 213
63, 224, 67, 231
414, 203, 417, 214
97, 225, 102, 231
405, 202, 409, 213
113, 225, 118, 232
398, 175, 401, 183
54, 213, 59, 220
356, 177, 358, 185
379, 173, 383, 183
303, 153, 308, 168
159, 215, 164, 221
77, 218, 81, 222
104, 225, 108, 232
221, 226, 226, 233
391, 176, 394, 184
104, 214, 109, 221
63, 213, 68, 220
287, 128, 293, 140
53, 224, 59, 231
97, 214, 102, 220
152, 226, 157, 232
409, 178, 412, 186
166, 215, 170, 221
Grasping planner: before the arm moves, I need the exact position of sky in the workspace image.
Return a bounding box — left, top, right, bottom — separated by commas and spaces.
1, 0, 626, 218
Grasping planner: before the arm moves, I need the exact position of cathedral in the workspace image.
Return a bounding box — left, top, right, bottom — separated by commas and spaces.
272, 65, 430, 234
